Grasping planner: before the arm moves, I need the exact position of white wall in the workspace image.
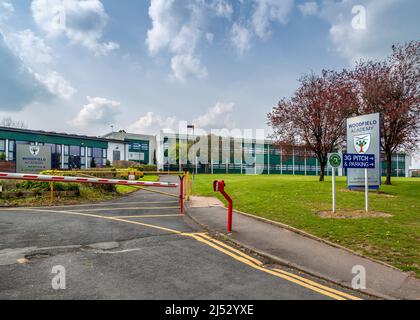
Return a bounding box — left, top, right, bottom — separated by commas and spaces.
107, 142, 127, 164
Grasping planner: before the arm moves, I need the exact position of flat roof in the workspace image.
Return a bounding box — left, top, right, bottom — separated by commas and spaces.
0, 126, 125, 144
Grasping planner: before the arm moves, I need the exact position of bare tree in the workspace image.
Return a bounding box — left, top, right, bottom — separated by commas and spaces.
0, 117, 28, 129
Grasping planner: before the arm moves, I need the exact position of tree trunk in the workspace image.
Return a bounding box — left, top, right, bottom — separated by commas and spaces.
385, 153, 392, 185
319, 159, 326, 182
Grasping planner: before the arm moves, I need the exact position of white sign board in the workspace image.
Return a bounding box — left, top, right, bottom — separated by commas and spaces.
16, 145, 51, 173
346, 113, 381, 189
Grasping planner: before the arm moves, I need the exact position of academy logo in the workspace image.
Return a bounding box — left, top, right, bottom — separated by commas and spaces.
29, 146, 40, 156
354, 134, 371, 154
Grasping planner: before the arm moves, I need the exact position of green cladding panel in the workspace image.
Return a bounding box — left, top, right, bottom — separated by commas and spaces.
0, 129, 108, 149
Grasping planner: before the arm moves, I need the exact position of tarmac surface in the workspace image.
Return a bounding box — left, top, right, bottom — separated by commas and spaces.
0, 176, 368, 300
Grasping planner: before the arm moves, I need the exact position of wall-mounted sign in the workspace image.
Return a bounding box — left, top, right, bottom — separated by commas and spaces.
346, 113, 381, 189
16, 145, 51, 173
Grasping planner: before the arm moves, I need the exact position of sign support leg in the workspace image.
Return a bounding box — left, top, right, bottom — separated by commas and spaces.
332, 168, 336, 213
365, 168, 369, 212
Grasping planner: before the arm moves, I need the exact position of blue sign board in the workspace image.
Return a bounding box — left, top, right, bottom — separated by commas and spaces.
343, 154, 375, 169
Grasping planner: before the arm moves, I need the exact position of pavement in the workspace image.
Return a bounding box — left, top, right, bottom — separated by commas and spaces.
0, 175, 369, 300
186, 196, 420, 300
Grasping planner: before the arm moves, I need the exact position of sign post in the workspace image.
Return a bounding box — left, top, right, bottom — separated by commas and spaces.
328, 153, 343, 213
365, 168, 369, 212
343, 153, 376, 212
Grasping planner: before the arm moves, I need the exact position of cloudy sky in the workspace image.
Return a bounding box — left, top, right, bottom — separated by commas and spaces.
0, 0, 418, 137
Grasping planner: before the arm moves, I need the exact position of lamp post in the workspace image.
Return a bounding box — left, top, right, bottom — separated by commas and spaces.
187, 125, 195, 176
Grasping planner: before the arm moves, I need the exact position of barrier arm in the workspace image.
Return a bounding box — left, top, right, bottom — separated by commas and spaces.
0, 172, 178, 188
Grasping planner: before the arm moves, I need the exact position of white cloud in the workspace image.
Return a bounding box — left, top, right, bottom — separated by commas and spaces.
146, 0, 234, 81
127, 102, 235, 134
251, 0, 294, 40
31, 0, 119, 55
72, 96, 120, 127
1, 1, 14, 13
205, 32, 214, 43
208, 0, 234, 18
319, 0, 420, 64
298, 2, 318, 16
193, 102, 235, 129
146, 0, 174, 55
3, 29, 52, 65
34, 71, 76, 99
128, 112, 178, 134
171, 54, 208, 82
230, 23, 251, 54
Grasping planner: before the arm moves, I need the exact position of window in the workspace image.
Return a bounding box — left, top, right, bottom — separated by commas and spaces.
0, 139, 5, 151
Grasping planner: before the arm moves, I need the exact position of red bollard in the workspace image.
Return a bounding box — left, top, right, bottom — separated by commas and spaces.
179, 175, 184, 214
213, 180, 233, 234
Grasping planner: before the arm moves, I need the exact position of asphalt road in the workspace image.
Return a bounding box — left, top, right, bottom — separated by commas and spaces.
0, 176, 368, 300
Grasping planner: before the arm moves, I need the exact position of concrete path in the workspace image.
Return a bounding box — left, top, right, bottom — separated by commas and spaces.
186, 197, 420, 300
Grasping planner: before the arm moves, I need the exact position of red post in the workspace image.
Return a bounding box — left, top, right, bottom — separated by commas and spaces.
179, 175, 184, 214
213, 180, 233, 234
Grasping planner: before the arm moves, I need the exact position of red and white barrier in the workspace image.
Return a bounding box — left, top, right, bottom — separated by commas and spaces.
0, 172, 178, 188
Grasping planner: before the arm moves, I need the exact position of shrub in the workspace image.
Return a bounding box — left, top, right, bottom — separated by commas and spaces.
0, 152, 5, 161
105, 159, 111, 167
16, 181, 80, 192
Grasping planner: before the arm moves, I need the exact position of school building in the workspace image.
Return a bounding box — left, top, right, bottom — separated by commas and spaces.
0, 126, 411, 177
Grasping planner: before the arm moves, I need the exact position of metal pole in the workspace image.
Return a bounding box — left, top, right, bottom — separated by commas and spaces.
292, 148, 295, 175
268, 144, 270, 175
254, 143, 257, 175
5, 139, 9, 161
365, 168, 369, 212
332, 168, 336, 213
195, 156, 198, 175
280, 148, 283, 175
304, 148, 307, 176
396, 153, 399, 177
50, 181, 54, 205
179, 175, 184, 214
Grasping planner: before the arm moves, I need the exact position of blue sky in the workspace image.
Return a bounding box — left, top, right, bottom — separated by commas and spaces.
0, 0, 419, 137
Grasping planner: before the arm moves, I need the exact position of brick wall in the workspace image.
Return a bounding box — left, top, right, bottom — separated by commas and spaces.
0, 161, 16, 173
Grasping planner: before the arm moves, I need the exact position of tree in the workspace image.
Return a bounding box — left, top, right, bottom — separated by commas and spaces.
353, 41, 420, 184
0, 117, 28, 129
268, 70, 358, 181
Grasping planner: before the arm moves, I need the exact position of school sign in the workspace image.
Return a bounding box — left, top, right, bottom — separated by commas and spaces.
346, 113, 381, 189
16, 145, 51, 174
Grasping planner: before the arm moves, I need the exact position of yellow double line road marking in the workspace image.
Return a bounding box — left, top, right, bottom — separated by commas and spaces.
6, 207, 361, 300
188, 233, 361, 301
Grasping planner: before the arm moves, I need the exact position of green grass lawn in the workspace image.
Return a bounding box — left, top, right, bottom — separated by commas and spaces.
192, 174, 420, 276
